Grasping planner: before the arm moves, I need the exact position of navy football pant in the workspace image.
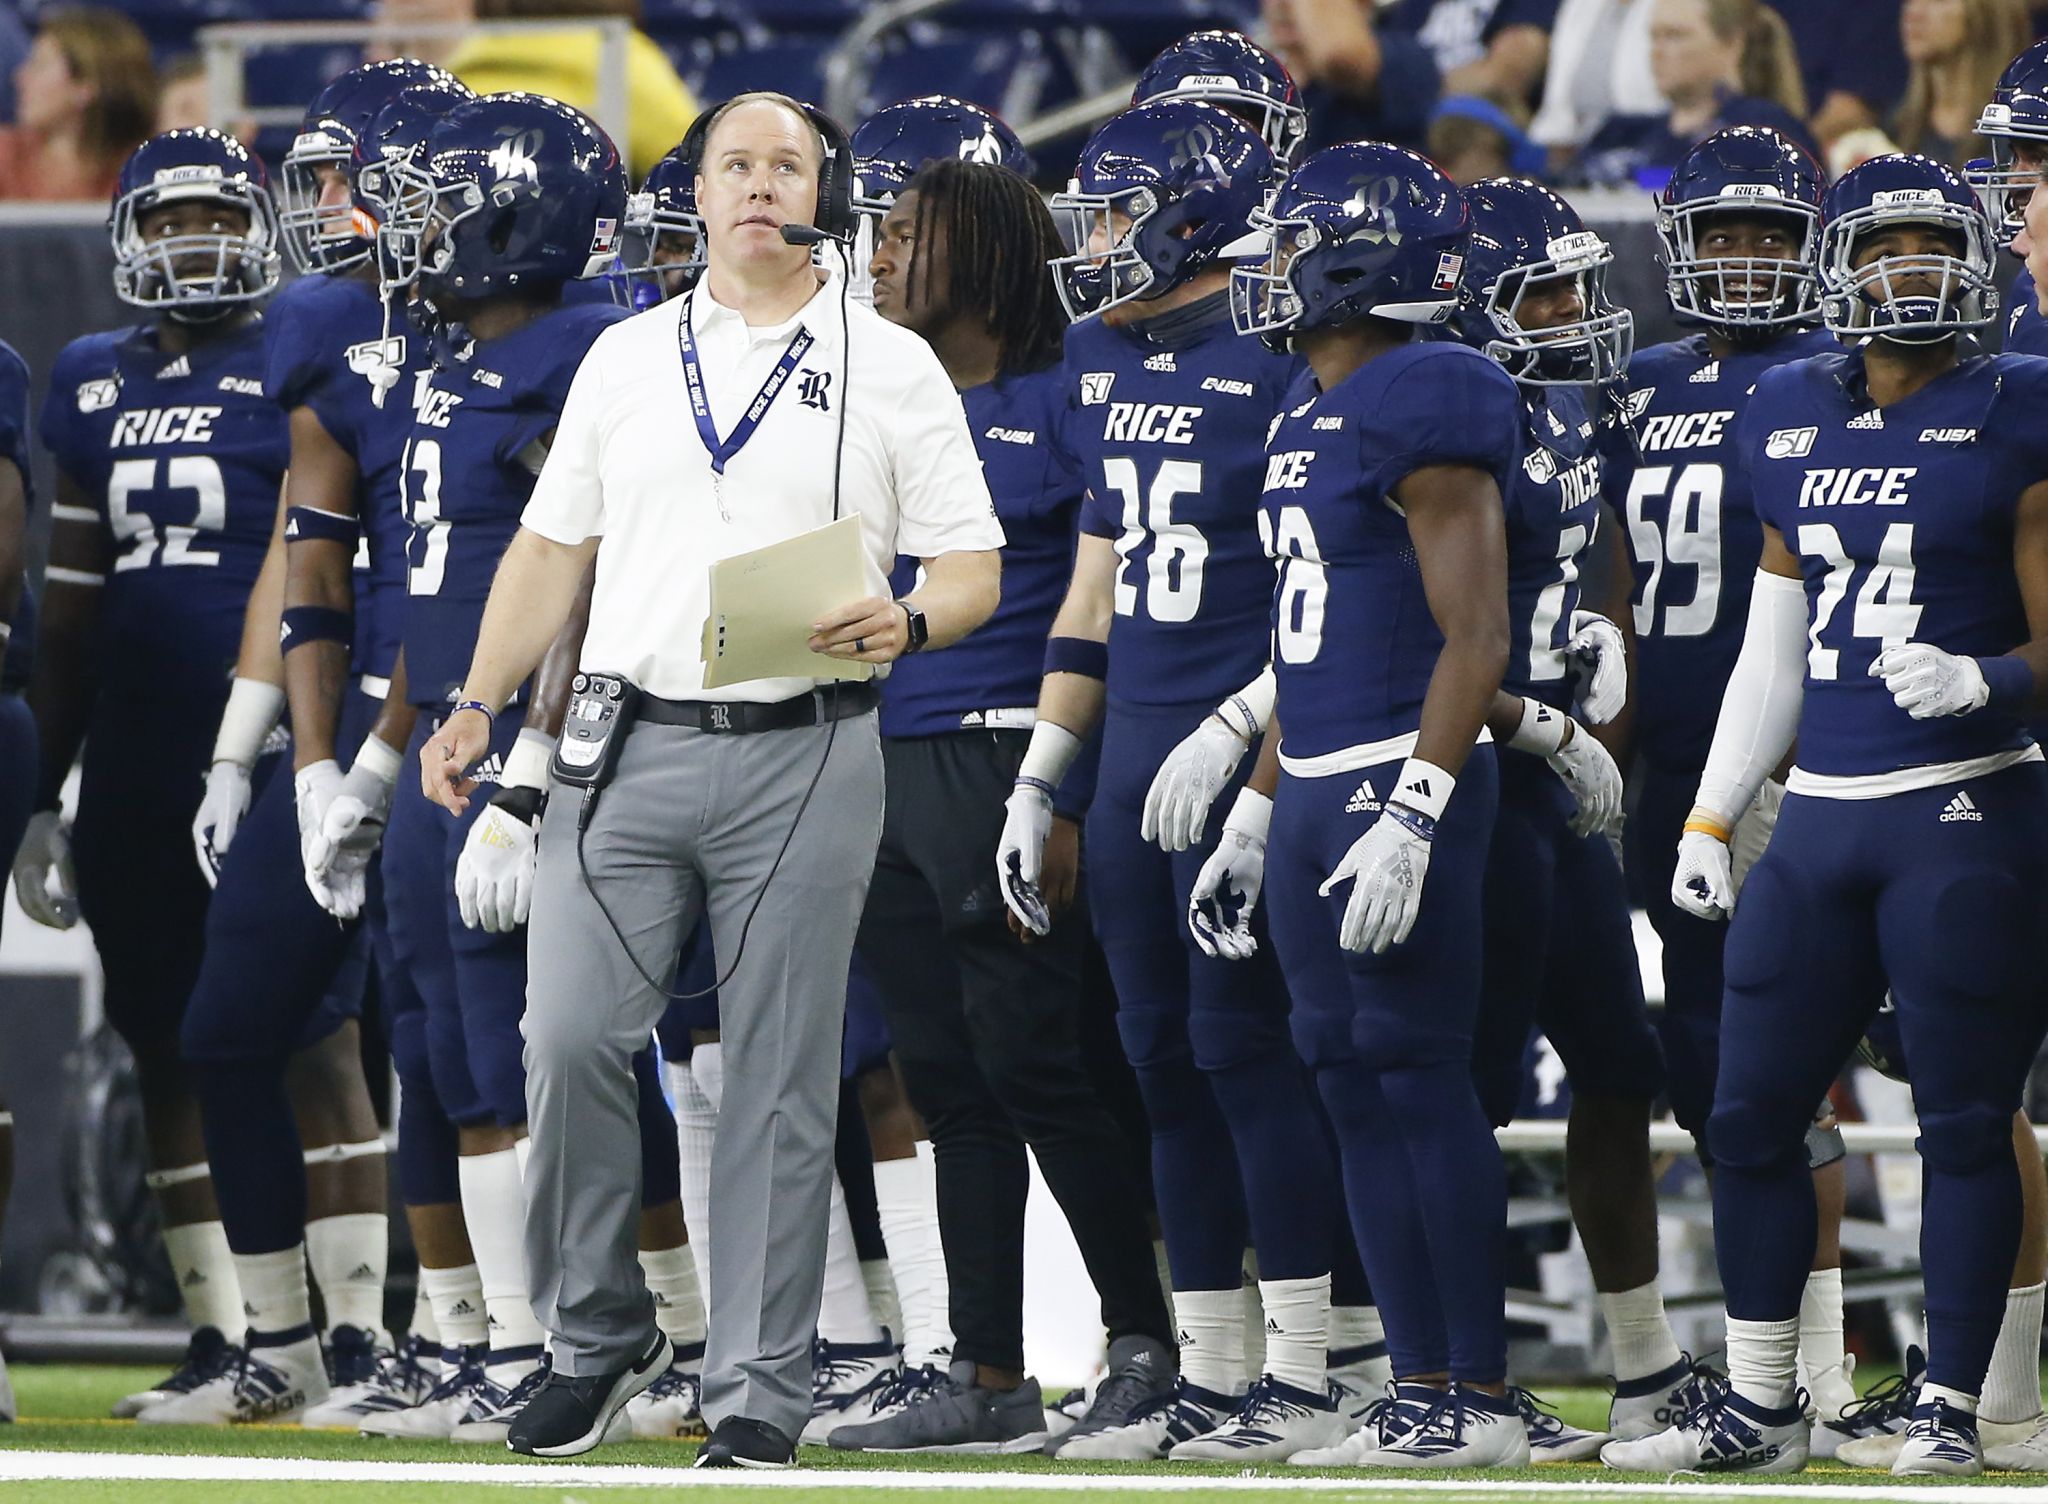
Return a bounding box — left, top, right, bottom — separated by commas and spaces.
1267, 748, 1505, 1383
1088, 699, 1337, 1292
181, 684, 382, 1253
1630, 759, 1725, 1142
1710, 763, 2048, 1395
1473, 753, 1664, 1125
0, 692, 35, 940
379, 904, 466, 1209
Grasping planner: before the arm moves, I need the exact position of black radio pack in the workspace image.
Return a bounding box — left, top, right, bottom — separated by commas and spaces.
552, 672, 639, 793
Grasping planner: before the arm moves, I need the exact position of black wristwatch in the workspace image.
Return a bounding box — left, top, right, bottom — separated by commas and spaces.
898, 601, 930, 653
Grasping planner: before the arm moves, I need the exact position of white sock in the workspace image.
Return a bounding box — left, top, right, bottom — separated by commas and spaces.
1726, 1314, 1799, 1411
306, 1212, 388, 1337
818, 1174, 884, 1343
1796, 1268, 1858, 1422
161, 1221, 244, 1337
639, 1245, 707, 1356
874, 1146, 952, 1367
1922, 1382, 1980, 1416
420, 1263, 488, 1350
862, 1259, 903, 1342
456, 1149, 544, 1359
410, 1282, 440, 1347
692, 1042, 724, 1112
1600, 1279, 1685, 1385
1257, 1273, 1330, 1392
1329, 1304, 1392, 1389
1175, 1287, 1248, 1399
1983, 1281, 2046, 1425
236, 1245, 312, 1341
512, 1134, 531, 1183
670, 1059, 717, 1303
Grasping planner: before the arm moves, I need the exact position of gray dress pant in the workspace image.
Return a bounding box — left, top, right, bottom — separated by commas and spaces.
521, 709, 883, 1444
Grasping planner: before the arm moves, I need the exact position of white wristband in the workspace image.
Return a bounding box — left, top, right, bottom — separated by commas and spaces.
1018, 720, 1084, 789
1390, 757, 1456, 822
503, 727, 554, 790
1215, 666, 1277, 741
1221, 786, 1273, 843
212, 677, 287, 770
1504, 698, 1572, 756
349, 733, 404, 788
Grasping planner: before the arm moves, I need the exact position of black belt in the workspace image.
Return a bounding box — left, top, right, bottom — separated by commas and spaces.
636, 680, 878, 734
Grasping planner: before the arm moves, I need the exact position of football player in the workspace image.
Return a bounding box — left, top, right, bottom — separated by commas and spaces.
1448, 177, 1691, 1461
999, 100, 1351, 1462
0, 335, 34, 1425
1970, 39, 2048, 354
10, 129, 289, 1412
1228, 139, 1525, 1470
1131, 30, 1307, 166
827, 155, 1174, 1454
366, 90, 634, 1442
1606, 153, 2048, 1477
622, 143, 705, 305
1600, 125, 1872, 1446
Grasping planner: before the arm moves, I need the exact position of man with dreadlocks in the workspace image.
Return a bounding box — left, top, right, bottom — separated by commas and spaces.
826, 157, 1174, 1455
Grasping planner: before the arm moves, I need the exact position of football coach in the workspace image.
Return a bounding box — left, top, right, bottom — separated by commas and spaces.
420, 91, 1003, 1468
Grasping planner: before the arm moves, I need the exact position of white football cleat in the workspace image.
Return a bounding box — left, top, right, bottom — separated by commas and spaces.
1815, 1347, 1920, 1463
1609, 1353, 1715, 1442
1517, 1386, 1608, 1461
448, 1353, 547, 1444
627, 1355, 705, 1439
0, 1343, 14, 1422
1348, 1385, 1531, 1469
114, 1326, 233, 1418
798, 1334, 901, 1445
1291, 1389, 1421, 1467
1986, 1412, 2048, 1471
1050, 1377, 1236, 1460
1329, 1338, 1393, 1421
300, 1326, 412, 1430
1167, 1375, 1351, 1462
1892, 1396, 1983, 1477
358, 1347, 485, 1440
1601, 1387, 1807, 1474
138, 1333, 328, 1425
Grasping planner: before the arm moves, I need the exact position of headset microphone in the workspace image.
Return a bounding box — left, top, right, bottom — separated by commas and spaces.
780, 223, 832, 245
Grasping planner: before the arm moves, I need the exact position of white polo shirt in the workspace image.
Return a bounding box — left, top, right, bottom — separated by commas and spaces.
521, 271, 1005, 701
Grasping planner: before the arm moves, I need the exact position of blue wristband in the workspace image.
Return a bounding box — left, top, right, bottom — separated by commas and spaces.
1014, 774, 1057, 800
1385, 802, 1438, 842
452, 699, 496, 726
279, 605, 353, 652
1980, 654, 2034, 711
1043, 636, 1109, 681
284, 506, 360, 547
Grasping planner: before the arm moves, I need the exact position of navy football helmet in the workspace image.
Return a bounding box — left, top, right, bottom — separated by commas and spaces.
352, 78, 476, 292
111, 128, 279, 319
386, 92, 628, 305
1133, 30, 1306, 166
1968, 39, 2048, 242
1458, 178, 1632, 385
1819, 153, 1998, 343
622, 141, 705, 301
1657, 125, 1823, 336
1050, 100, 1275, 321
1230, 142, 1469, 351
852, 96, 1030, 215
281, 57, 462, 273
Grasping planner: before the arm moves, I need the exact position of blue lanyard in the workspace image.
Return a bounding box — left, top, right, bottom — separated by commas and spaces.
678, 292, 816, 476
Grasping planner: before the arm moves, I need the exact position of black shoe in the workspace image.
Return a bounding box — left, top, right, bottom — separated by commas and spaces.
695, 1415, 797, 1469
505, 1331, 670, 1458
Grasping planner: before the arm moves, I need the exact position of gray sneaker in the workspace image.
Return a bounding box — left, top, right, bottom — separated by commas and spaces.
1045, 1334, 1176, 1456
827, 1361, 1049, 1453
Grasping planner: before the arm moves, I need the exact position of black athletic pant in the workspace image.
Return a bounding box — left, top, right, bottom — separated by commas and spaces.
856, 730, 1173, 1373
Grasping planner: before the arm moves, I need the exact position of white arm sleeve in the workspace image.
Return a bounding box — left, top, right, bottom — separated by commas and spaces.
1694, 569, 1808, 824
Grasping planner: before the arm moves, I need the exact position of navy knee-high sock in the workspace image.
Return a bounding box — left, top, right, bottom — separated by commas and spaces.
1924, 1153, 2024, 1393
1201, 1046, 1335, 1281
196, 1061, 305, 1252
1317, 1059, 1448, 1375
1378, 1061, 1507, 1384
636, 1046, 682, 1208
1131, 1057, 1250, 1292
396, 1068, 463, 1206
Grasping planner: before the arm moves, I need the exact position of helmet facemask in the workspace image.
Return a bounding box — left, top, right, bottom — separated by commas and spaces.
1479, 231, 1633, 384
1659, 198, 1821, 337
1820, 201, 1998, 344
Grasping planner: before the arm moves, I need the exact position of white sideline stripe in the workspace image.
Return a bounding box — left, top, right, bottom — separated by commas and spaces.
0, 1453, 2045, 1499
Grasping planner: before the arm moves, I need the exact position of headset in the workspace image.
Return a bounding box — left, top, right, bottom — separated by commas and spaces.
676, 94, 857, 246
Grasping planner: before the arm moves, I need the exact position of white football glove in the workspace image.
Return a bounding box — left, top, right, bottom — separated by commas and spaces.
1320, 805, 1433, 954
1188, 788, 1271, 960
996, 780, 1054, 936
1870, 643, 1990, 719
456, 795, 540, 933
1547, 722, 1624, 838
191, 762, 253, 887
1671, 829, 1735, 921
1567, 608, 1628, 724
1728, 778, 1783, 896
301, 739, 402, 920
11, 810, 79, 930
1142, 716, 1250, 853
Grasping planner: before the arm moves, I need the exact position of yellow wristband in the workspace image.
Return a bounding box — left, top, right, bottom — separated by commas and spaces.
1682, 808, 1732, 842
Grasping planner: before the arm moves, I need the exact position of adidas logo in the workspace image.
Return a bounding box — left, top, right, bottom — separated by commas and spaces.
652, 1291, 672, 1307
243, 1302, 259, 1317
449, 1299, 479, 1317
157, 354, 192, 381
346, 1263, 377, 1281
1689, 359, 1721, 384
182, 1269, 208, 1287
1400, 774, 1434, 803
1848, 409, 1885, 430
471, 753, 505, 786
1940, 790, 1983, 823
1345, 779, 1381, 814
1263, 1317, 1283, 1336
1143, 352, 1176, 372
1174, 1328, 1194, 1349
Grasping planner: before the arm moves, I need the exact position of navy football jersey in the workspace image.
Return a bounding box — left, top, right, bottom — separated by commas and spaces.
265, 273, 429, 683
1065, 298, 1303, 708
883, 363, 1082, 738
401, 302, 626, 709
40, 321, 288, 701
2006, 265, 2048, 357
1603, 329, 1837, 771
1503, 385, 1605, 709
0, 340, 33, 692
1743, 349, 2048, 777
1265, 340, 1522, 759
